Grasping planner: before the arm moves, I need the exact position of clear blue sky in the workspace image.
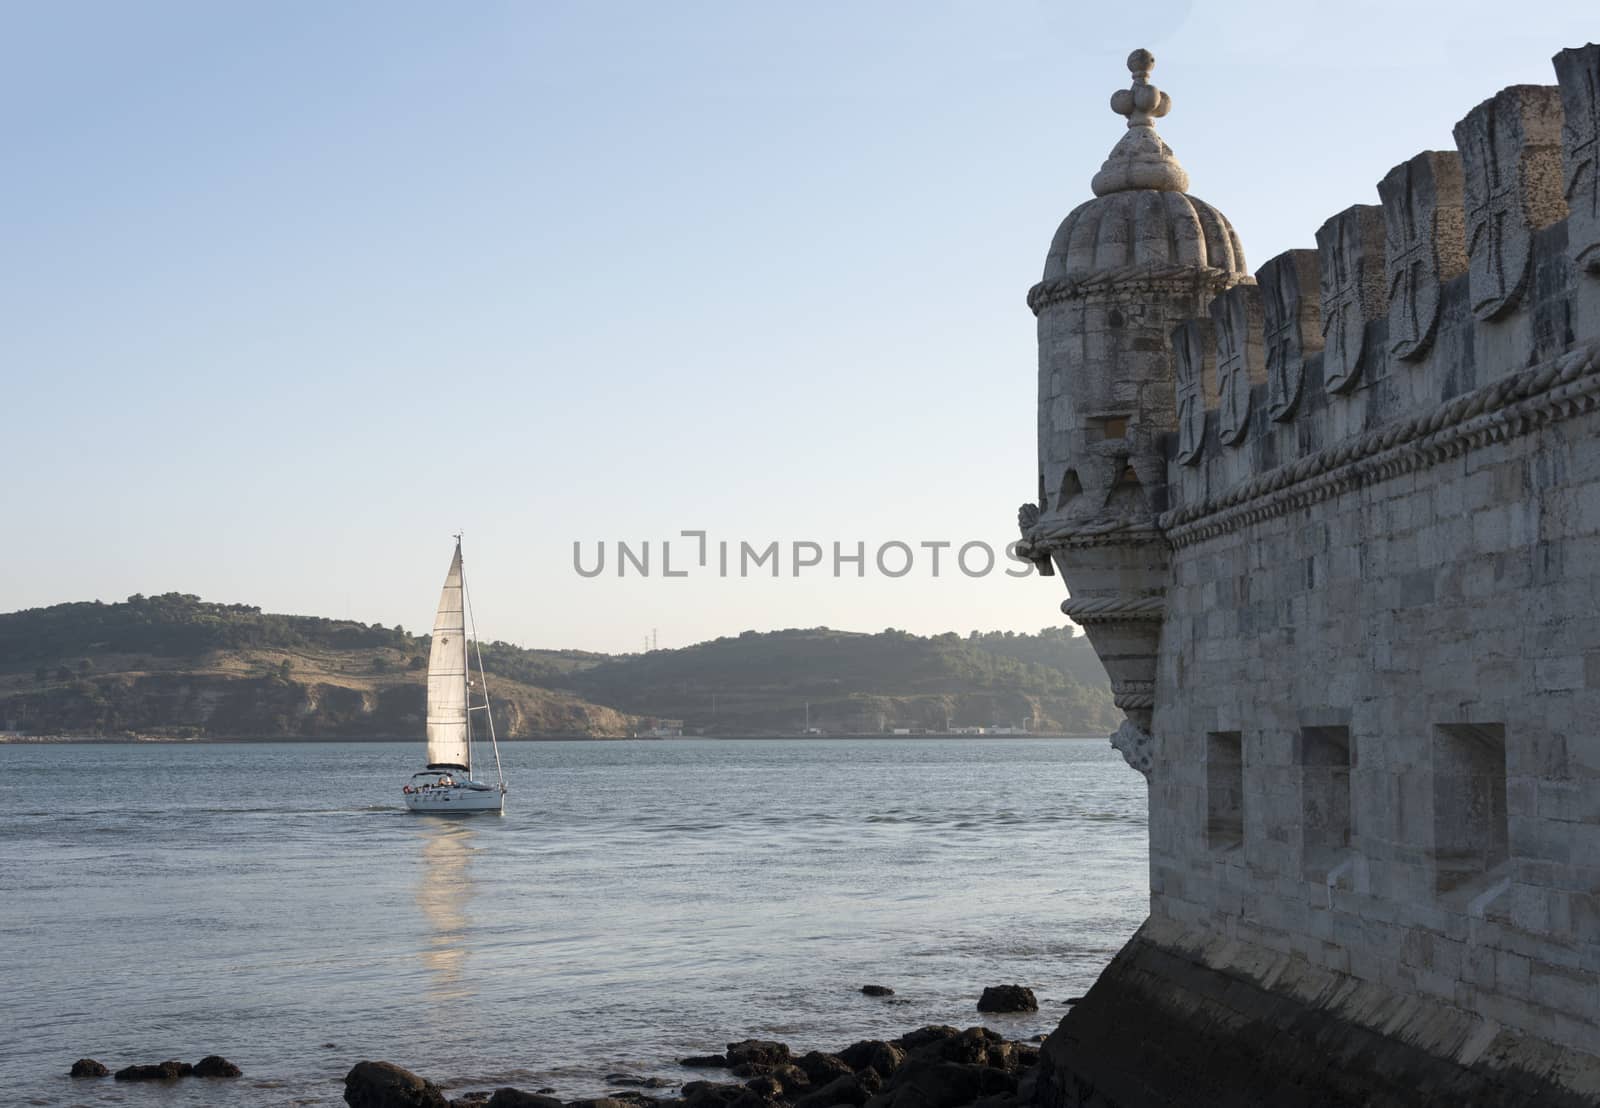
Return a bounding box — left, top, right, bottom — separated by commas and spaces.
4, 2, 1595, 652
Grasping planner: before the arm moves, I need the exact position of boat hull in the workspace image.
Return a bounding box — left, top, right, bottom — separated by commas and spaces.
404, 786, 504, 814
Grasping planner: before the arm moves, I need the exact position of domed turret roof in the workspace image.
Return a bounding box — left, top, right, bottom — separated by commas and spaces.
1038, 50, 1247, 288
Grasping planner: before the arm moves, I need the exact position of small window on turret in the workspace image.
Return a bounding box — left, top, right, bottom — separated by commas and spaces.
1094, 416, 1129, 441
1059, 469, 1083, 504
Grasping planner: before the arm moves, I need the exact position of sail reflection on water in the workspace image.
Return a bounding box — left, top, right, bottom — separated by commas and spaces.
416, 822, 476, 1001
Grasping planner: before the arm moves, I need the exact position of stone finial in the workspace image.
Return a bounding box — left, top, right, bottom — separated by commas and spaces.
1092, 49, 1191, 196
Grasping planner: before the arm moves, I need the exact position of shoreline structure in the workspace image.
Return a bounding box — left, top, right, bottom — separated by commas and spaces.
1016, 44, 1600, 1105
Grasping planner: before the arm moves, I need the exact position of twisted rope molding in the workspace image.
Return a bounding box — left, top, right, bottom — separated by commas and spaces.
1160, 339, 1600, 549
1060, 595, 1167, 622
1026, 265, 1238, 315
1024, 522, 1164, 552
1113, 692, 1157, 710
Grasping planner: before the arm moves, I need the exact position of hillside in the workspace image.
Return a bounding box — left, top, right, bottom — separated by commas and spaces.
0, 594, 1115, 739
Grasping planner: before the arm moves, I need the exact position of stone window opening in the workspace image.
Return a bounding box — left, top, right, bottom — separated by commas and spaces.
1206, 731, 1244, 852
1431, 723, 1509, 895
1300, 726, 1353, 885
1059, 468, 1083, 505
1094, 415, 1130, 441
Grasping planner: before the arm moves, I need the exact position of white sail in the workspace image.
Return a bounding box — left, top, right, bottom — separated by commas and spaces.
425, 544, 471, 771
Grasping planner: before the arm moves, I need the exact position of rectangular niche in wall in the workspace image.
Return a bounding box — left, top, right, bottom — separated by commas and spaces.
1432, 723, 1509, 893
1300, 726, 1352, 881
1206, 731, 1244, 851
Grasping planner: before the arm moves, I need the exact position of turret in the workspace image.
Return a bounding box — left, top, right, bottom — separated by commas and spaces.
1018, 50, 1250, 754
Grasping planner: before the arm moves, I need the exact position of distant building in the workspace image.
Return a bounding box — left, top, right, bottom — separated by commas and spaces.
634, 718, 683, 738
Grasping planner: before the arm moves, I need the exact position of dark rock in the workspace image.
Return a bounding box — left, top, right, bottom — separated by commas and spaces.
793, 1071, 880, 1108
537, 1090, 558, 1096
194, 1054, 242, 1077
727, 1093, 777, 1108
565, 1099, 632, 1108
769, 1064, 812, 1095
607, 1075, 677, 1089
726, 1041, 790, 1069
729, 1062, 773, 1078
115, 1060, 193, 1081
795, 1052, 853, 1086
976, 986, 1037, 1014
867, 1058, 1015, 1108
892, 1027, 960, 1053
743, 1075, 785, 1101
69, 1059, 109, 1078
1011, 1045, 1038, 1070
681, 1080, 744, 1108
452, 1094, 494, 1108
343, 1060, 450, 1108
325, 1043, 341, 1049
486, 1095, 556, 1108
1062, 996, 1082, 1006
837, 1041, 905, 1079
680, 1055, 730, 1069
904, 1027, 1009, 1070
605, 1094, 663, 1107
860, 985, 895, 997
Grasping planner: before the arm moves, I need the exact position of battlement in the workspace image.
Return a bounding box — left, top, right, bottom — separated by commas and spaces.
1026, 44, 1600, 1106
1163, 49, 1600, 537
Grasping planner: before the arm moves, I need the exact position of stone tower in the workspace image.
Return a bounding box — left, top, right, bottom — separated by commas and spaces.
1019, 50, 1248, 763
1024, 42, 1600, 1107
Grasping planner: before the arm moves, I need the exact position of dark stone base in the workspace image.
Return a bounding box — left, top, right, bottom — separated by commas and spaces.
1037, 922, 1598, 1108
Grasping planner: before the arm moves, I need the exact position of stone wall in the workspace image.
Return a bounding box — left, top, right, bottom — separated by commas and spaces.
1028, 43, 1600, 1105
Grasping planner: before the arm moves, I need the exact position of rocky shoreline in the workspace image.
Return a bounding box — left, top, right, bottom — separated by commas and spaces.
64, 985, 1053, 1107
345, 1020, 1044, 1108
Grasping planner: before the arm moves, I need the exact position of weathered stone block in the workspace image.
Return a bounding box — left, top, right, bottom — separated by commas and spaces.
1453, 84, 1568, 320
1379, 151, 1468, 360
1256, 249, 1323, 421
1208, 283, 1265, 446
1171, 317, 1214, 467
1554, 45, 1600, 275
1315, 205, 1387, 393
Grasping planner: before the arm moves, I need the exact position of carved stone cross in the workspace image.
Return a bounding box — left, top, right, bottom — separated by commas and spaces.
1378, 151, 1467, 360
1257, 250, 1322, 421
1453, 84, 1567, 320
1171, 317, 1214, 467
1210, 284, 1264, 446
1555, 45, 1600, 275
1316, 205, 1387, 394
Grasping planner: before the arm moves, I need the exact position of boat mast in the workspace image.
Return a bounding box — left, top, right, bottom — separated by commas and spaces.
461, 546, 506, 793
458, 534, 472, 777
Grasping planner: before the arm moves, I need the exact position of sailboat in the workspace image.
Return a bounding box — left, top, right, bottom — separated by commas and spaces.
402, 537, 507, 813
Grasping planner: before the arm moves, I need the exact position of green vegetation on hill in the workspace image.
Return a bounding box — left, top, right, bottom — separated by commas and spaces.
0, 594, 1114, 739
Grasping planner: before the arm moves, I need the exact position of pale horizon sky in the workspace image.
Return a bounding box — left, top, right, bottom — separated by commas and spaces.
5, 2, 1596, 652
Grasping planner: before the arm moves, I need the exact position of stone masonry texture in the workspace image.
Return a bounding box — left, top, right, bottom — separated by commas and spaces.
1019, 45, 1600, 1106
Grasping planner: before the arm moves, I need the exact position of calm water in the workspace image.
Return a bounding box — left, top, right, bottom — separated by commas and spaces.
0, 739, 1147, 1107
